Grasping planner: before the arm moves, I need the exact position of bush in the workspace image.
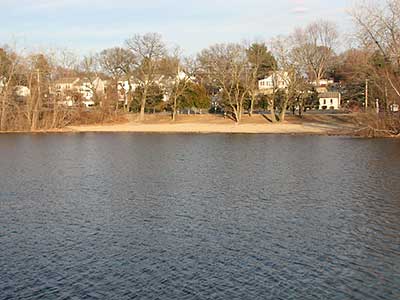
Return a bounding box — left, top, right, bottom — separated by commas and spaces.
353, 112, 400, 137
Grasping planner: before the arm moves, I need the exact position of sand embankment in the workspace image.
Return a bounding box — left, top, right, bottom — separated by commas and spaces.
66, 114, 355, 135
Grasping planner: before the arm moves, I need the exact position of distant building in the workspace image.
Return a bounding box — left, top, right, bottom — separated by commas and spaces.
117, 71, 195, 105
117, 78, 139, 105
53, 77, 105, 107
310, 79, 334, 87
390, 103, 399, 112
79, 78, 105, 101
14, 86, 31, 98
258, 71, 290, 92
54, 77, 80, 95
319, 92, 341, 110
311, 79, 334, 94
258, 72, 289, 94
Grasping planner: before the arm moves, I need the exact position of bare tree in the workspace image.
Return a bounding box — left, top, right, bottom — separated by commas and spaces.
80, 55, 103, 105
26, 54, 51, 130
54, 48, 79, 78
271, 36, 306, 122
0, 47, 19, 131
198, 43, 252, 123
291, 20, 338, 85
351, 0, 400, 99
161, 50, 197, 121
99, 47, 136, 112
125, 33, 166, 121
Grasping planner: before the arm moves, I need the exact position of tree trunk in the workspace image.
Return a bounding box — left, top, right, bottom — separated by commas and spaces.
31, 97, 41, 131
279, 98, 289, 122
172, 96, 177, 121
298, 104, 303, 118
269, 94, 277, 123
270, 106, 277, 123
233, 106, 240, 124
139, 87, 147, 121
52, 98, 58, 128
31, 70, 41, 131
239, 102, 243, 122
0, 96, 7, 131
249, 93, 256, 117
279, 108, 286, 122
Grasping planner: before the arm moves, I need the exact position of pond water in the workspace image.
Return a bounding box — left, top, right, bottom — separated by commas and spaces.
0, 134, 399, 299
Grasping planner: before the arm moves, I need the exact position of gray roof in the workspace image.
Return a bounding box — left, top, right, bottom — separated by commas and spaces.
319, 92, 340, 98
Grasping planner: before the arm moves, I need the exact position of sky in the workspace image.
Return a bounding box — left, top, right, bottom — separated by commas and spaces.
0, 0, 353, 55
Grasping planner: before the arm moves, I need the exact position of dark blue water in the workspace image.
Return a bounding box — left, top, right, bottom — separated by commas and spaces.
0, 134, 399, 299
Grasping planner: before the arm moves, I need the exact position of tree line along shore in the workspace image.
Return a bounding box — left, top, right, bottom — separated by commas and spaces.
0, 0, 399, 137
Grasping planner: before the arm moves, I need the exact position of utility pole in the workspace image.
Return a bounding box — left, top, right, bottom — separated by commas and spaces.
365, 79, 369, 111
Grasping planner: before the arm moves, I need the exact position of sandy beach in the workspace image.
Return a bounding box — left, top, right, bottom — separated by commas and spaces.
65, 114, 356, 135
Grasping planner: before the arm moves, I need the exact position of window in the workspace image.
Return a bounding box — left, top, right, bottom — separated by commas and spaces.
330, 99, 333, 104
323, 99, 326, 105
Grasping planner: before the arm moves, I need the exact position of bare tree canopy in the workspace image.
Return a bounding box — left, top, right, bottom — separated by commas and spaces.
351, 0, 400, 98
99, 47, 135, 79
198, 43, 252, 123
270, 36, 308, 121
2, 2, 400, 133
291, 20, 338, 84
125, 33, 167, 121
352, 0, 400, 64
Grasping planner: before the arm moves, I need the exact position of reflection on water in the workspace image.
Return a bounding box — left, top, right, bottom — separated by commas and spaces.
0, 134, 399, 299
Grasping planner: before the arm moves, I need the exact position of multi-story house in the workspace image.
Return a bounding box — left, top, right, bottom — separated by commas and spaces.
258, 72, 290, 94
53, 77, 105, 107
318, 92, 341, 110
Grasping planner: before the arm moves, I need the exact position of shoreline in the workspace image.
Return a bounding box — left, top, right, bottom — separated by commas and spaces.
0, 114, 358, 136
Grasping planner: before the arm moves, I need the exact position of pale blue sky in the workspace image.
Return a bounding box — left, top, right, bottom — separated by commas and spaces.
1, 0, 353, 54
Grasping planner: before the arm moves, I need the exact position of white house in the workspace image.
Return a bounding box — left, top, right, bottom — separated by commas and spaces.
117, 78, 139, 105
258, 72, 289, 94
53, 77, 105, 107
117, 71, 195, 105
14, 86, 31, 98
54, 78, 80, 94
53, 77, 80, 106
311, 79, 334, 93
79, 78, 105, 107
319, 92, 341, 110
390, 103, 399, 112
310, 79, 334, 87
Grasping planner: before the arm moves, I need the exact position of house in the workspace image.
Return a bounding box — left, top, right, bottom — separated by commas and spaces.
258, 72, 289, 94
14, 86, 31, 98
311, 79, 334, 93
390, 103, 399, 112
0, 80, 31, 101
54, 77, 80, 94
319, 92, 341, 110
53, 77, 80, 106
53, 77, 105, 107
79, 78, 105, 105
311, 79, 334, 87
117, 78, 139, 105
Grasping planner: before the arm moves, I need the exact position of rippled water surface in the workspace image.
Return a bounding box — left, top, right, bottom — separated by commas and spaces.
1, 134, 400, 299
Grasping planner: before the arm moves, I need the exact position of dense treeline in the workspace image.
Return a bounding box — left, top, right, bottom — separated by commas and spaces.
0, 0, 399, 132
